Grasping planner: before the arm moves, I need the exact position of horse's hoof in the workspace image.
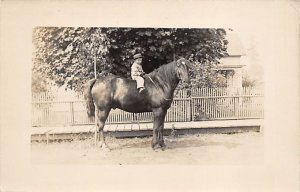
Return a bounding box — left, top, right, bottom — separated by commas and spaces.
97, 142, 110, 151
151, 141, 157, 149
102, 147, 111, 152
153, 147, 160, 152
159, 142, 166, 148
160, 145, 166, 151
152, 144, 164, 151
159, 144, 166, 151
102, 146, 111, 152
97, 142, 103, 148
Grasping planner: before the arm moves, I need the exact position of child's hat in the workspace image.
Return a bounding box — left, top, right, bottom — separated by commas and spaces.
133, 53, 143, 60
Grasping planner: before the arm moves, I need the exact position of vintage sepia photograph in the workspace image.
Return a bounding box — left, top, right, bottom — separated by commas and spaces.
0, 1, 299, 192
31, 27, 264, 164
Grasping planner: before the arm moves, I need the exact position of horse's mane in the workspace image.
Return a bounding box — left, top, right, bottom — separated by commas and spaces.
147, 60, 178, 89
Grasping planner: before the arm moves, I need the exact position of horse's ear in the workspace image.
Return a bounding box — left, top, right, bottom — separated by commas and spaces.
174, 54, 180, 60
184, 59, 191, 68
176, 59, 181, 67
176, 58, 187, 66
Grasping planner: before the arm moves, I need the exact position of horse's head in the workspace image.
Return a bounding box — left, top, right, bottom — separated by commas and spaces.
175, 58, 191, 84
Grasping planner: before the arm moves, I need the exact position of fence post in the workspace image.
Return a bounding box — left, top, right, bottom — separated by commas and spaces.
70, 102, 75, 125
233, 87, 242, 119
190, 88, 196, 121
189, 89, 193, 121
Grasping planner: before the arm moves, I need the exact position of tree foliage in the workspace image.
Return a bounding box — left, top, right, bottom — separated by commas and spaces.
33, 27, 228, 91
32, 71, 50, 93
242, 72, 258, 87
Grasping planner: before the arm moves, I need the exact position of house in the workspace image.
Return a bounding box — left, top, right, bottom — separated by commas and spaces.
217, 33, 246, 92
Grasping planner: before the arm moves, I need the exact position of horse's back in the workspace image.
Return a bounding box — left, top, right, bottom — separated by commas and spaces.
91, 75, 151, 112
112, 77, 152, 111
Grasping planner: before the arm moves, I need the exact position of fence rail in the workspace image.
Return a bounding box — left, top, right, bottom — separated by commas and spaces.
32, 87, 264, 127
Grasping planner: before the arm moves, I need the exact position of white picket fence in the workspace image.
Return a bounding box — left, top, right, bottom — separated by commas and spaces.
32, 87, 263, 127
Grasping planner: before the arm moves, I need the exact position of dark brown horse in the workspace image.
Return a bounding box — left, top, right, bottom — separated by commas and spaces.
84, 58, 190, 150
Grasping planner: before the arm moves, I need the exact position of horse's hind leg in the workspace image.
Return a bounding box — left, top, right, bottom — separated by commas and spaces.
96, 108, 111, 150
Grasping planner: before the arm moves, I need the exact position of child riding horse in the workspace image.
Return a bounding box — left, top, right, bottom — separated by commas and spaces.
84, 58, 190, 150
131, 53, 145, 93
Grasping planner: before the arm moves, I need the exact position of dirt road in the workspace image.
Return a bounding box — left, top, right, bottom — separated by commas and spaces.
31, 132, 263, 165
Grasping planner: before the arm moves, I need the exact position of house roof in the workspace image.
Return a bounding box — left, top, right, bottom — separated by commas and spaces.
225, 33, 246, 56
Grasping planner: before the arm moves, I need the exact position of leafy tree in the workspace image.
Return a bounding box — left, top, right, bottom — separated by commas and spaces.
32, 27, 228, 91
31, 71, 50, 93
190, 61, 227, 88
242, 72, 258, 87
33, 27, 109, 91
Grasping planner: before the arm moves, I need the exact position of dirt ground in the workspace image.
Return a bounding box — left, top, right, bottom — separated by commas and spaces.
31, 131, 263, 165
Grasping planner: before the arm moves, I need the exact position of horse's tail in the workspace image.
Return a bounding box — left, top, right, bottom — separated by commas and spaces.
84, 79, 97, 120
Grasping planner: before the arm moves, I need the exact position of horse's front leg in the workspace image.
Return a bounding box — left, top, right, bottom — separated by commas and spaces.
152, 107, 167, 150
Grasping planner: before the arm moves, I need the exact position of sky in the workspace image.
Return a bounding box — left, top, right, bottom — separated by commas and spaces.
232, 28, 264, 82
